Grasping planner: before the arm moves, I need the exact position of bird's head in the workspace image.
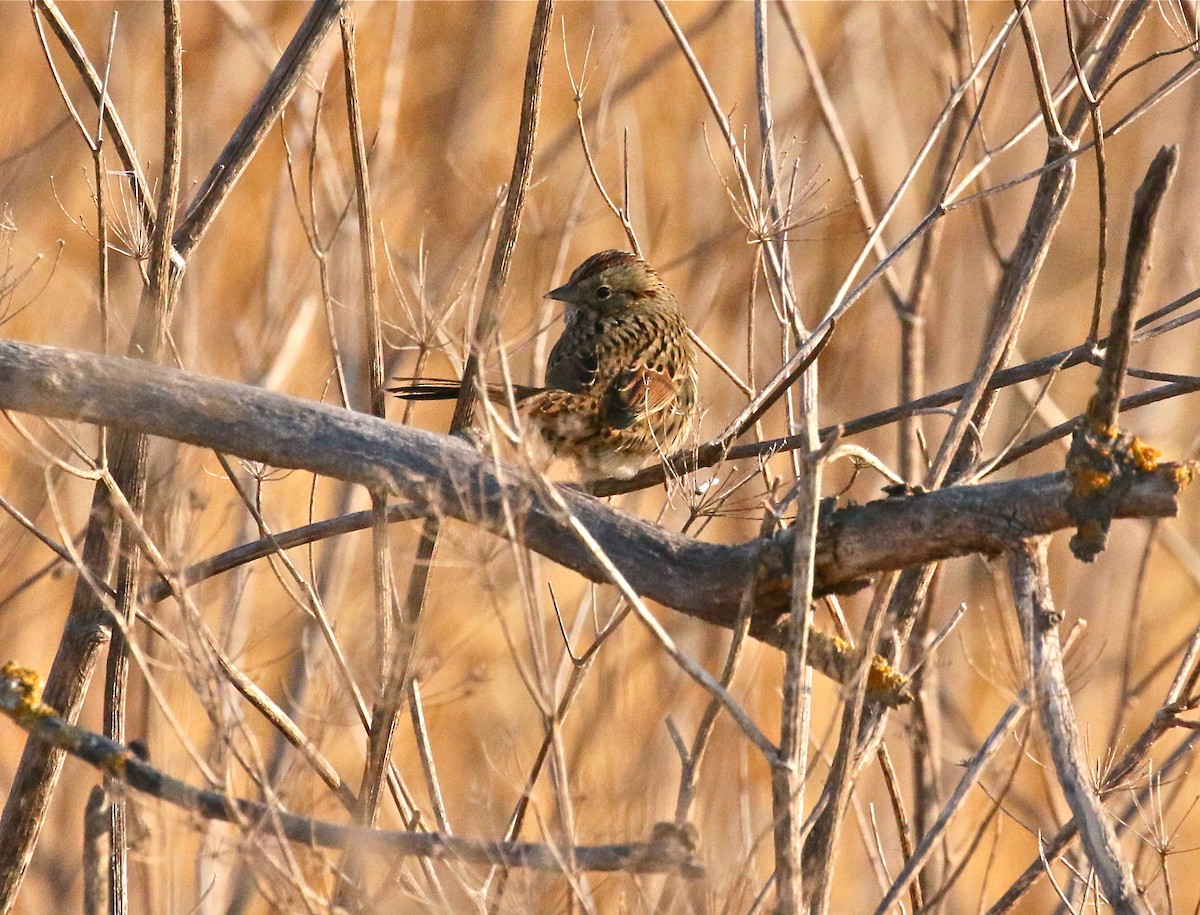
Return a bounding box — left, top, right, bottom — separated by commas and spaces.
545, 250, 668, 322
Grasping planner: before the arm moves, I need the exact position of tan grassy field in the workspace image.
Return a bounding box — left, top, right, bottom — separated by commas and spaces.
0, 2, 1199, 912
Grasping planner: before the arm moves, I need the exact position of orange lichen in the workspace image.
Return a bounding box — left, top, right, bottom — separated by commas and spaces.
819, 634, 911, 705
1130, 437, 1161, 472
868, 657, 912, 701
1072, 468, 1112, 496
104, 751, 135, 777
1083, 396, 1121, 437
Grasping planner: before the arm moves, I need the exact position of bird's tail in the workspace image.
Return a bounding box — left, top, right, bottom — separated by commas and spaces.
388, 378, 542, 402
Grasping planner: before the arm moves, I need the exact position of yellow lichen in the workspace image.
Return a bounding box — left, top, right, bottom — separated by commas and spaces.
1085, 406, 1118, 439
1073, 468, 1111, 495
0, 662, 53, 726
1130, 437, 1161, 473
868, 657, 912, 699
1, 662, 43, 708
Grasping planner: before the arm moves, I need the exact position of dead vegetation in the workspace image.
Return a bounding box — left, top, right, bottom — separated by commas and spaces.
1, 2, 1200, 913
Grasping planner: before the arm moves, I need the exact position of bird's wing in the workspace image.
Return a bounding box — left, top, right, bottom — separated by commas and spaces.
599, 365, 681, 430
620, 365, 680, 415
545, 316, 605, 393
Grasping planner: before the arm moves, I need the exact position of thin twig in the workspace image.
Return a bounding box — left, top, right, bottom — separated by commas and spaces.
1090, 145, 1179, 433
872, 700, 1027, 914
374, 6, 553, 906
102, 8, 183, 911
337, 0, 399, 843
1008, 539, 1150, 914
172, 0, 344, 259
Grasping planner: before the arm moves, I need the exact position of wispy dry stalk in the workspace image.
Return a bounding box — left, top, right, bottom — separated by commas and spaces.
335, 4, 397, 868
0, 2, 187, 910
785, 4, 1155, 910
988, 629, 1200, 912
31, 0, 155, 231
1007, 539, 1150, 914
101, 8, 182, 912
873, 699, 1028, 913
0, 4, 343, 910
354, 3, 553, 908
172, 0, 344, 259
750, 3, 821, 908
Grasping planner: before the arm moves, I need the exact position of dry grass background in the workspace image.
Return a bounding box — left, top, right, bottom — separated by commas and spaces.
0, 1, 1199, 912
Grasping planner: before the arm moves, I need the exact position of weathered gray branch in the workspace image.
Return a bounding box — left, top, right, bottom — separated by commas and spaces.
1008, 539, 1150, 915
0, 338, 1186, 644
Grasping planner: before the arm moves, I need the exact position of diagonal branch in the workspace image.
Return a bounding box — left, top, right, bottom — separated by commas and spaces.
1007, 539, 1151, 915
0, 339, 1189, 703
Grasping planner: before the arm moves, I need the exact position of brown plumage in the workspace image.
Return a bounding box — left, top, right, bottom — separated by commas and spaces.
390, 250, 698, 480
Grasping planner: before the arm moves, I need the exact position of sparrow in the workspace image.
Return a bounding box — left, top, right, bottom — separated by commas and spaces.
391, 250, 698, 481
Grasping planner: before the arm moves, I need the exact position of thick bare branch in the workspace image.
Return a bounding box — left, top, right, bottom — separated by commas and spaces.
0, 340, 1188, 695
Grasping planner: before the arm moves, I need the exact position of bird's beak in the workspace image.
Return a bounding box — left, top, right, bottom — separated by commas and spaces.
544, 283, 573, 303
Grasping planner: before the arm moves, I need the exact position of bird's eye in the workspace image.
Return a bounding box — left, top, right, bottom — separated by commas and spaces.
595, 285, 611, 300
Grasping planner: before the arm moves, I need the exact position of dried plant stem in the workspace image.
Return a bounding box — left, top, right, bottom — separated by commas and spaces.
775, 0, 908, 322
102, 10, 183, 912
0, 3, 181, 911
210, 458, 421, 816
673, 513, 778, 832
342, 4, 552, 907
927, 144, 1074, 485
936, 0, 1149, 484
0, 4, 344, 909
988, 704, 1200, 912
485, 637, 600, 913
1108, 521, 1160, 749
793, 12, 1156, 905
1092, 145, 1179, 431
540, 1, 731, 166
82, 787, 106, 915
1008, 539, 1150, 914
532, 475, 776, 758
752, 4, 820, 908
78, 462, 358, 811
872, 700, 1027, 914
31, 0, 155, 230
772, 448, 819, 912
172, 0, 343, 259
139, 502, 424, 603
330, 11, 437, 901
335, 1, 397, 854
801, 573, 898, 912
873, 745, 920, 913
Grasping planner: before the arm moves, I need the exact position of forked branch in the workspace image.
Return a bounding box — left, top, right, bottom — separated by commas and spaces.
0, 338, 1190, 705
